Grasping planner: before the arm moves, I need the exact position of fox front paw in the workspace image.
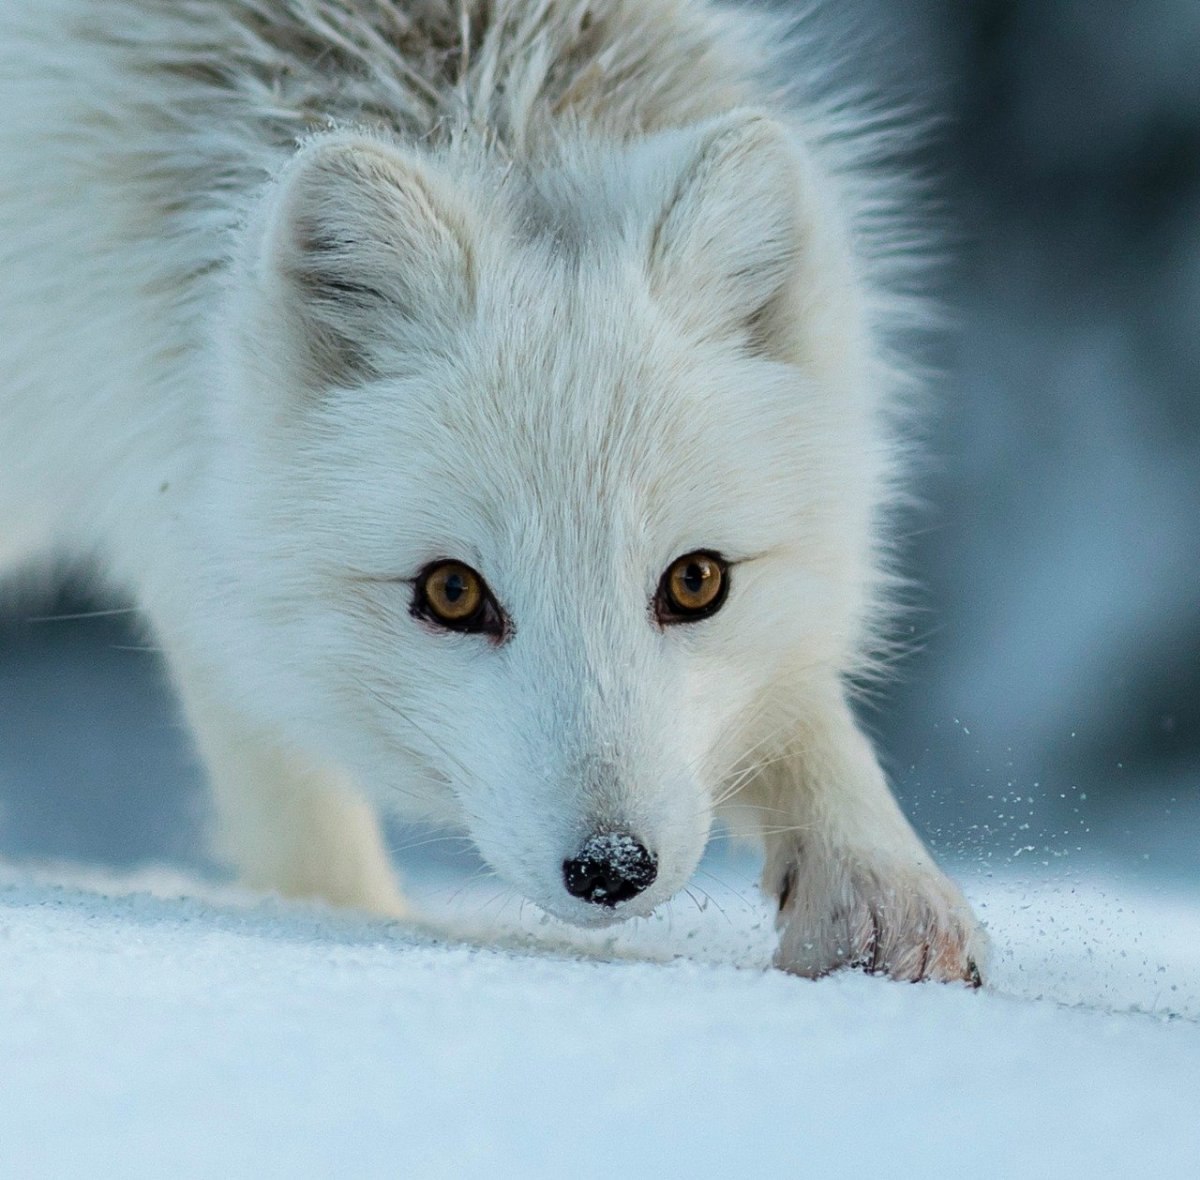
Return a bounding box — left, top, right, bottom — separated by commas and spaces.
770, 850, 986, 986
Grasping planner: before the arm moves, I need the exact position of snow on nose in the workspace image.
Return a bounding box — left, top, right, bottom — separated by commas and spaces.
562, 832, 658, 906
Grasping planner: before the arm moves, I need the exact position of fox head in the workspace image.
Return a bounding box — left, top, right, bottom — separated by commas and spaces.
208, 113, 887, 924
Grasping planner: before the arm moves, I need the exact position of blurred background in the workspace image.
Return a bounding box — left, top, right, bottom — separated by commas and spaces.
853, 0, 1200, 880
0, 0, 1196, 885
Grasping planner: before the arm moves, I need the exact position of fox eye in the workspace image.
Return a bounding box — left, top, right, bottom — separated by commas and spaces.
413, 560, 503, 638
655, 551, 729, 624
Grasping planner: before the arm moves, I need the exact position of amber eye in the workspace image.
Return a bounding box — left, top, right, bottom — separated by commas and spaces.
656, 551, 729, 623
414, 560, 502, 636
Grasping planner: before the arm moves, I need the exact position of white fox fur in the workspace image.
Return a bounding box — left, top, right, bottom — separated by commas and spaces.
0, 0, 985, 981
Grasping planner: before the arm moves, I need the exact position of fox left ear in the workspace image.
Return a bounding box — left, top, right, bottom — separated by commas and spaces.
648, 113, 813, 361
250, 132, 476, 393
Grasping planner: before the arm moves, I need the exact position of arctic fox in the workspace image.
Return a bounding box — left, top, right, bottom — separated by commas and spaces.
0, 0, 984, 983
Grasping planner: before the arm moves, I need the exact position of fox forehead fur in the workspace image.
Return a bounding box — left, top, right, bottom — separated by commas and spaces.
0, 0, 984, 975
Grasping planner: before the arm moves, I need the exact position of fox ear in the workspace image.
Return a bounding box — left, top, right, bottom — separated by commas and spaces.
648, 114, 810, 361
256, 133, 475, 389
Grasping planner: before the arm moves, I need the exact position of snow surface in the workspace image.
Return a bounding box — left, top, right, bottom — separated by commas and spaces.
2, 856, 1197, 1178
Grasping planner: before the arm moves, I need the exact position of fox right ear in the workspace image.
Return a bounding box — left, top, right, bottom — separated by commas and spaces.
647, 113, 811, 362
253, 133, 476, 390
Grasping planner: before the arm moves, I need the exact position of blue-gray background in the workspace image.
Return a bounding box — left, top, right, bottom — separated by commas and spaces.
1, 0, 1196, 883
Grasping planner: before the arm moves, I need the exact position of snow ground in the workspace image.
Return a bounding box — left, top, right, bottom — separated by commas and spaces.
2, 855, 1197, 1179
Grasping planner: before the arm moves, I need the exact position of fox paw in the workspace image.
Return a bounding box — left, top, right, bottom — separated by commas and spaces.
770, 850, 986, 986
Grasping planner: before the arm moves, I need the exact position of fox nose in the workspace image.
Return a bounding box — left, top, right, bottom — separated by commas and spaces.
563, 832, 658, 906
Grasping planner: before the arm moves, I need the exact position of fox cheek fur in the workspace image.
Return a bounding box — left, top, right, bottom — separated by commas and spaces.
0, 0, 986, 982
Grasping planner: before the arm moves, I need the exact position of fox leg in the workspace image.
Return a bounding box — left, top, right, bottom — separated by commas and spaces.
743, 686, 985, 984
182, 691, 409, 918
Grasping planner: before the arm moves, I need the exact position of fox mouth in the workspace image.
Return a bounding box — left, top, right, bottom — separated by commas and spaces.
545, 892, 663, 929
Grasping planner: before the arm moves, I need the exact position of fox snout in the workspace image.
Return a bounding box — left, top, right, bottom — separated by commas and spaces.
458, 745, 709, 926
562, 831, 658, 907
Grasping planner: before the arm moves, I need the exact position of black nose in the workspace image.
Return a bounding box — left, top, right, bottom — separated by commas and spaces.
563, 832, 658, 906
